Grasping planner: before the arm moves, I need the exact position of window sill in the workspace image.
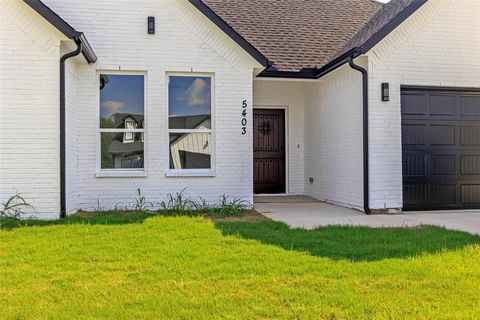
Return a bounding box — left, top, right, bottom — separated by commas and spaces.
165, 170, 216, 177
96, 170, 147, 178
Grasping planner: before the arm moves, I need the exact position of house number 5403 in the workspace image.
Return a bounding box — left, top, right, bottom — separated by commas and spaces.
241, 100, 247, 135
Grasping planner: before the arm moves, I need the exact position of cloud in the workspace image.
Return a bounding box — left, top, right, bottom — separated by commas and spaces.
186, 78, 210, 106
102, 100, 124, 115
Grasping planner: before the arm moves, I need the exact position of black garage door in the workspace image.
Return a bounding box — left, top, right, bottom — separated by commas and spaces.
402, 86, 480, 210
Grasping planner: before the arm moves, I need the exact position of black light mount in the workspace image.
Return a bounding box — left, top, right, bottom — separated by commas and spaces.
148, 16, 155, 34
381, 83, 389, 101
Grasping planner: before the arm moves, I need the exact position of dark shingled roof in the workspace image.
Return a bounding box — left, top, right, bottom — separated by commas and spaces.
202, 0, 383, 72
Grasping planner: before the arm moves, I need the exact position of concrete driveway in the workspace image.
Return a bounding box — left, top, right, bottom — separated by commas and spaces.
254, 196, 480, 235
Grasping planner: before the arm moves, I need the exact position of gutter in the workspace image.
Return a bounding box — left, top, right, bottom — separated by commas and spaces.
348, 56, 370, 215
59, 41, 83, 218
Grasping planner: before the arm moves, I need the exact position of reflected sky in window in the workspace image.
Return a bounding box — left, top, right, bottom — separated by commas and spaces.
100, 75, 144, 119
169, 76, 211, 117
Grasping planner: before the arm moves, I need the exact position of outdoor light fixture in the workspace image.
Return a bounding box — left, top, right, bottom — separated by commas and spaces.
381, 82, 389, 101
148, 17, 155, 34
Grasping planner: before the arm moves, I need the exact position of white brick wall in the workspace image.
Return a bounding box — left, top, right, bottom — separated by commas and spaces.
0, 1, 67, 219
303, 63, 364, 210
253, 80, 305, 195
366, 0, 480, 210
41, 0, 259, 211
4, 0, 478, 218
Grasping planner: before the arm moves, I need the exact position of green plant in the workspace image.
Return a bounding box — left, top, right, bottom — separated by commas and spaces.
0, 194, 33, 219
216, 194, 249, 215
133, 188, 153, 212
158, 189, 249, 216
159, 188, 196, 213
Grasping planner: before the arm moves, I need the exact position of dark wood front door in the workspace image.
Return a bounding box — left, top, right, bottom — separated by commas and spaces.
253, 109, 286, 194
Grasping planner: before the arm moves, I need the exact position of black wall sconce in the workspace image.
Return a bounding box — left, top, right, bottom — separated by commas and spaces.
381, 82, 389, 101
148, 17, 155, 34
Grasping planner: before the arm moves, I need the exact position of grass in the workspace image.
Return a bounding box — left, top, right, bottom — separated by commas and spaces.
1, 212, 480, 319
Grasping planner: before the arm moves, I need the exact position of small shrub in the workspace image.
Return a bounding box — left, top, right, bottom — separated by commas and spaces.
0, 194, 34, 219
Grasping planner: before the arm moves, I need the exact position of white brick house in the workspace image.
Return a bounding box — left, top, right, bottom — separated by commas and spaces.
1, 0, 479, 219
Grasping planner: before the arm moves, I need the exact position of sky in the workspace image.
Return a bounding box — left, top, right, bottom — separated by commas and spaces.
100, 75, 144, 118
168, 76, 211, 117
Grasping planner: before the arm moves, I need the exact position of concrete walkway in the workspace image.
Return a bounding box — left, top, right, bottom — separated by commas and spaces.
254, 196, 480, 235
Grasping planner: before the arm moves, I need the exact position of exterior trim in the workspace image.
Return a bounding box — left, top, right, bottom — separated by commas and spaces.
401, 85, 480, 93
187, 0, 272, 68
23, 0, 97, 63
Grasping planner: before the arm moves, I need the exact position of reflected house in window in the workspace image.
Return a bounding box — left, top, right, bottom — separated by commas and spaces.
168, 75, 213, 170
99, 74, 145, 170
107, 113, 144, 169
169, 115, 211, 169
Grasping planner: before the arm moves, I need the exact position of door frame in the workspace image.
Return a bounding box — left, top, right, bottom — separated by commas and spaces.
253, 105, 289, 195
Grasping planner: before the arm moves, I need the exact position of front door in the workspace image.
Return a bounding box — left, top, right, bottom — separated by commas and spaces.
253, 109, 286, 194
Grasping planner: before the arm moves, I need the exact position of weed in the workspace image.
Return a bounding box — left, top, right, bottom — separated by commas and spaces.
0, 194, 34, 219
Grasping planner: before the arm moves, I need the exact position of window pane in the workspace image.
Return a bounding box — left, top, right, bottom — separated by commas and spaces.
169, 133, 211, 169
169, 76, 211, 129
100, 74, 144, 129
101, 132, 144, 169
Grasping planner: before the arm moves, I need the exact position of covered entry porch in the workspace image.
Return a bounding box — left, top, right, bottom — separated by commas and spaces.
253, 74, 364, 211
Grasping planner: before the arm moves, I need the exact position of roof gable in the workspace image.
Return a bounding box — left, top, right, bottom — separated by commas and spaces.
198, 0, 428, 78
201, 0, 382, 72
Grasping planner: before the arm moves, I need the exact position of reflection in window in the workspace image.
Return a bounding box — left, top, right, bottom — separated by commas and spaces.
169, 133, 211, 169
99, 74, 145, 169
168, 75, 213, 169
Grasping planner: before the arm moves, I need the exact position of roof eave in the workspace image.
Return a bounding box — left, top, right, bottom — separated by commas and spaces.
23, 0, 97, 63
258, 49, 362, 79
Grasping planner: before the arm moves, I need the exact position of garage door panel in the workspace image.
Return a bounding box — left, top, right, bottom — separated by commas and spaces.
430, 154, 455, 176
402, 87, 480, 210
460, 155, 480, 175
460, 126, 480, 145
429, 125, 455, 145
429, 184, 456, 204
402, 124, 426, 145
401, 94, 427, 115
429, 95, 455, 116
461, 185, 480, 204
403, 153, 427, 176
460, 96, 480, 116
403, 184, 428, 205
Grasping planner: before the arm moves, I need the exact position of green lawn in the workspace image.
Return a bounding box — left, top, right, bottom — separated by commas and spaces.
1, 212, 480, 319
